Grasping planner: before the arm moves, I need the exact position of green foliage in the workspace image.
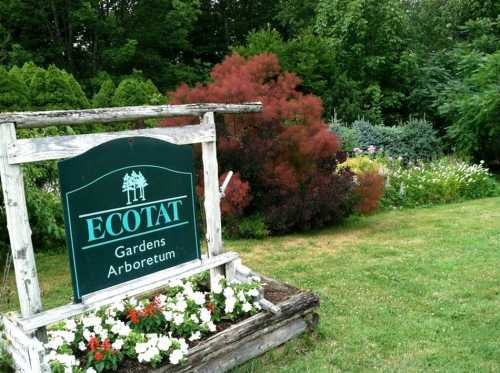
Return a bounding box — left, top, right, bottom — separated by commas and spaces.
0, 66, 29, 111
314, 0, 410, 123
30, 65, 89, 110
338, 156, 381, 175
333, 118, 443, 161
92, 79, 116, 108
0, 327, 13, 373
439, 50, 500, 166
112, 77, 162, 107
235, 29, 338, 117
381, 157, 498, 208
237, 215, 270, 240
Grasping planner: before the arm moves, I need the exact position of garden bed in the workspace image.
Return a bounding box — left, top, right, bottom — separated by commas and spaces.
119, 276, 319, 373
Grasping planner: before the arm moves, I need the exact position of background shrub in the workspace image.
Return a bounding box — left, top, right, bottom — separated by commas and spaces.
162, 53, 355, 235
333, 118, 443, 161
236, 215, 270, 239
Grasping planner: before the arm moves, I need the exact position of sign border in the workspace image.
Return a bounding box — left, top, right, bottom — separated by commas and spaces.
64, 163, 201, 300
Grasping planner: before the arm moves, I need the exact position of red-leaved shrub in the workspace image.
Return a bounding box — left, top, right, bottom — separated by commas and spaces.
162, 53, 354, 233
354, 172, 385, 214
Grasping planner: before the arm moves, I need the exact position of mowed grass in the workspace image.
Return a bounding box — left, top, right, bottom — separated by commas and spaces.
2, 197, 500, 372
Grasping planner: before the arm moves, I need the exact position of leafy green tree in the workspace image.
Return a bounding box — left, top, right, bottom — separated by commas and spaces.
314, 0, 411, 123
0, 0, 202, 90
275, 0, 319, 37
440, 50, 500, 166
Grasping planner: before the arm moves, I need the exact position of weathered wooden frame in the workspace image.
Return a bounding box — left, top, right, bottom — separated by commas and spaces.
0, 102, 275, 372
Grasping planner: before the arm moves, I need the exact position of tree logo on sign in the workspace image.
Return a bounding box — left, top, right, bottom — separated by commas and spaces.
122, 171, 149, 205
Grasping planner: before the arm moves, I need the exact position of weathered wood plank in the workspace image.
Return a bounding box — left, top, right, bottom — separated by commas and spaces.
7, 124, 215, 164
201, 112, 225, 287
0, 102, 262, 129
0, 124, 46, 343
17, 252, 239, 332
157, 287, 320, 372
2, 316, 47, 373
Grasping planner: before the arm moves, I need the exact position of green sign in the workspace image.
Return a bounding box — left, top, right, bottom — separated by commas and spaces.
59, 137, 200, 302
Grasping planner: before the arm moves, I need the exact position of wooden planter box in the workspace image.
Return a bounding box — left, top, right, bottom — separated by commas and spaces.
159, 277, 320, 373
2, 276, 319, 373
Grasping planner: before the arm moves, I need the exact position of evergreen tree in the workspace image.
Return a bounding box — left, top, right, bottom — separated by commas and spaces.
92, 79, 116, 108
112, 77, 161, 107
30, 65, 89, 110
0, 66, 30, 111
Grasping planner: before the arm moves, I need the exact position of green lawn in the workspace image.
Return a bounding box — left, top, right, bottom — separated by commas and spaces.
2, 197, 500, 372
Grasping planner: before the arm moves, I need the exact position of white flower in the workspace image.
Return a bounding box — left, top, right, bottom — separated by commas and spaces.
111, 321, 131, 337
163, 310, 173, 321
105, 317, 116, 326
82, 315, 101, 328
86, 368, 97, 373
112, 339, 124, 350
207, 321, 216, 332
191, 291, 206, 305
223, 287, 235, 298
169, 349, 184, 365
173, 313, 184, 326
237, 290, 246, 302
189, 331, 201, 341
139, 346, 160, 363
179, 338, 189, 354
65, 319, 77, 331
224, 297, 236, 314
211, 276, 224, 294
253, 301, 262, 310
83, 329, 94, 341
242, 302, 252, 312
190, 314, 200, 324
98, 329, 108, 340
199, 308, 211, 323
175, 299, 188, 313
157, 336, 172, 351
94, 324, 103, 335
78, 341, 86, 351
247, 288, 260, 297
113, 301, 125, 312
135, 342, 148, 354
128, 297, 138, 307
55, 353, 78, 367
47, 336, 64, 350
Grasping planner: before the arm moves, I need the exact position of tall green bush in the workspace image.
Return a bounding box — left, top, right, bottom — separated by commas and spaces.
333, 118, 442, 161
0, 63, 89, 262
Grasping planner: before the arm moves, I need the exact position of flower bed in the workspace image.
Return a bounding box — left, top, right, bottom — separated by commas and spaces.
381, 157, 498, 208
44, 273, 263, 373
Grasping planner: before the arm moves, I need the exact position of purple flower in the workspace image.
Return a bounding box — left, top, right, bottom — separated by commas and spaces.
367, 145, 376, 154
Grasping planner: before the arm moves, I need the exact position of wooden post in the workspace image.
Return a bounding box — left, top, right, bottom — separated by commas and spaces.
0, 123, 46, 342
201, 113, 227, 287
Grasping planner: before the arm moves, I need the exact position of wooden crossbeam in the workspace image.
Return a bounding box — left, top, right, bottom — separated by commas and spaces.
7, 124, 215, 164
0, 102, 262, 128
17, 252, 239, 332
